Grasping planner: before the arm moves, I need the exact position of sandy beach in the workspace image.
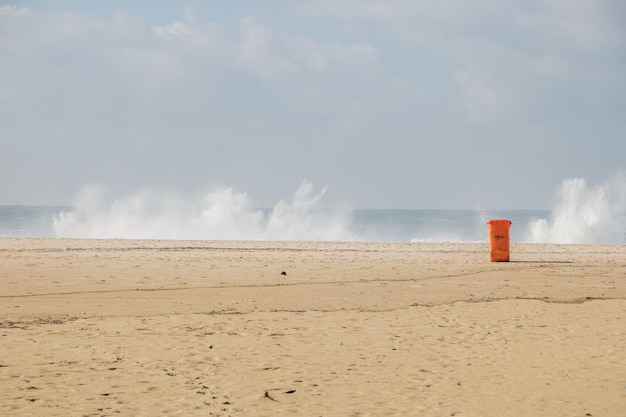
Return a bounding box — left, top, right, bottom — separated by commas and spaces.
1, 238, 624, 416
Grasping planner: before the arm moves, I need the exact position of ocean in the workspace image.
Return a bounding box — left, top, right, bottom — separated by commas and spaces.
0, 205, 623, 244
1, 175, 625, 243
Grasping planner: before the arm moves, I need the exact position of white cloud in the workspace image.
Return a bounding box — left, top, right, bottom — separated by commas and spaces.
0, 1, 624, 208
551, 0, 626, 52
525, 55, 570, 77
233, 16, 382, 84
287, 37, 379, 76
152, 8, 222, 50
300, 0, 625, 47
1, 2, 622, 130
236, 17, 297, 79
0, 5, 29, 17
153, 21, 191, 39
454, 66, 505, 125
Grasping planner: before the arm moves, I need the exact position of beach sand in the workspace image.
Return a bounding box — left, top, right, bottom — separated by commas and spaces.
1, 238, 624, 416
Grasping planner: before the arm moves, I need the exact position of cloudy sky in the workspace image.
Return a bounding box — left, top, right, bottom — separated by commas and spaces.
1, 0, 624, 209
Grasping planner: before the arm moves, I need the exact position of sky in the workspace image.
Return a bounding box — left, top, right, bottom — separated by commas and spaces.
1, 0, 625, 209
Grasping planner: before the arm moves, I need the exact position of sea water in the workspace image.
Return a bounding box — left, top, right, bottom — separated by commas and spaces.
1, 175, 624, 243
0, 205, 622, 243
0, 205, 66, 238
0, 204, 551, 242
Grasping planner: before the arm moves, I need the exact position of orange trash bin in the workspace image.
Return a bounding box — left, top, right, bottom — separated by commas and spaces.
487, 219, 512, 262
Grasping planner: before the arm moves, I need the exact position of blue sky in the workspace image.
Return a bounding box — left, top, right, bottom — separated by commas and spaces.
1, 1, 625, 209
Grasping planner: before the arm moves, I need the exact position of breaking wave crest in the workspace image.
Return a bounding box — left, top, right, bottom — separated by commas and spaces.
42, 171, 626, 243
526, 172, 626, 244
53, 182, 354, 241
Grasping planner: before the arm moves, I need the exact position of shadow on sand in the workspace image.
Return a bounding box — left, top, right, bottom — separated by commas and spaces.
509, 260, 573, 264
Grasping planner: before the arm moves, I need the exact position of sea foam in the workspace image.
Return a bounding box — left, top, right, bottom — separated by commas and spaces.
49, 173, 626, 243
52, 182, 354, 241
526, 172, 626, 244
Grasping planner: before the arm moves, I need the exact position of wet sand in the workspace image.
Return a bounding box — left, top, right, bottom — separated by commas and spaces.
1, 238, 625, 416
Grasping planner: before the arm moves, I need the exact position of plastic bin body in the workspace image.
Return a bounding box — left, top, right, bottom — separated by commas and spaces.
487, 220, 512, 262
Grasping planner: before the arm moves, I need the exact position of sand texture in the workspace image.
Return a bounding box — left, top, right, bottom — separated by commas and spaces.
1, 238, 625, 416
